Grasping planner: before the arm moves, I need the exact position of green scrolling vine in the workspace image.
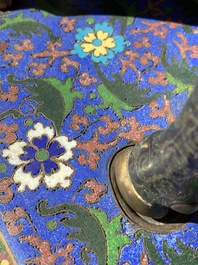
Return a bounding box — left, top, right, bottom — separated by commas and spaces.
36, 199, 131, 265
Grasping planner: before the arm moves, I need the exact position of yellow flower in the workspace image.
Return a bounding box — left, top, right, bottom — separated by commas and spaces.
71, 22, 130, 64
81, 30, 116, 57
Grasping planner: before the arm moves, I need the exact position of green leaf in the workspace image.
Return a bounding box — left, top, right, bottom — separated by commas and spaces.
182, 25, 193, 33
166, 73, 194, 95
7, 75, 83, 134
135, 230, 198, 265
37, 200, 131, 265
124, 2, 136, 26
0, 13, 59, 41
88, 208, 131, 265
44, 77, 83, 118
135, 230, 167, 265
95, 63, 162, 117
160, 43, 197, 95
86, 17, 95, 25
37, 200, 107, 265
97, 83, 135, 117
0, 109, 21, 120
127, 16, 135, 26
109, 16, 127, 35
163, 238, 198, 264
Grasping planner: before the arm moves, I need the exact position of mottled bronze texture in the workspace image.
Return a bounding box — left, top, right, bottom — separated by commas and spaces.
109, 83, 198, 232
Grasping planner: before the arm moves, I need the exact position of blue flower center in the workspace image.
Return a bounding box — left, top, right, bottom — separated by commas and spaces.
21, 136, 66, 176
36, 149, 49, 162
92, 39, 102, 46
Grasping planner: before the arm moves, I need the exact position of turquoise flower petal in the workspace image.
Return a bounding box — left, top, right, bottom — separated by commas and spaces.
75, 27, 93, 40
92, 49, 114, 64
95, 22, 113, 36
91, 53, 107, 64
106, 49, 115, 60
71, 43, 89, 58
112, 35, 130, 52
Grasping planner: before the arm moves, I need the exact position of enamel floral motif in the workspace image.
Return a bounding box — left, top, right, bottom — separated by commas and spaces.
71, 22, 129, 64
2, 123, 77, 192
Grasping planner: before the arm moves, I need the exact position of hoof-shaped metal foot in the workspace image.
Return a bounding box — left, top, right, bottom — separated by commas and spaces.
109, 144, 196, 233
109, 82, 198, 233
109, 144, 169, 219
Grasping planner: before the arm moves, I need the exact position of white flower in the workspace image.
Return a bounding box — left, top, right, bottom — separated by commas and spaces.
2, 123, 77, 192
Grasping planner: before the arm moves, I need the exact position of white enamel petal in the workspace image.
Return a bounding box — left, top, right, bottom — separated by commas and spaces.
27, 122, 54, 142
44, 162, 74, 189
13, 166, 42, 192
2, 141, 28, 166
53, 136, 77, 161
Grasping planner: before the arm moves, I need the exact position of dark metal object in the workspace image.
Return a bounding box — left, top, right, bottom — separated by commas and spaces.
109, 83, 198, 232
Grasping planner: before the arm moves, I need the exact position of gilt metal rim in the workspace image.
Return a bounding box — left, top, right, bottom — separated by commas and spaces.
109, 144, 197, 234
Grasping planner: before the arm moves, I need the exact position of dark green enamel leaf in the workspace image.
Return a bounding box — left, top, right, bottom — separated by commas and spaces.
0, 109, 21, 120
135, 230, 167, 265
88, 208, 131, 265
0, 13, 59, 41
37, 200, 107, 265
95, 63, 162, 117
38, 200, 130, 265
160, 43, 197, 94
97, 83, 135, 117
163, 238, 198, 264
44, 77, 83, 118
135, 230, 198, 265
7, 75, 82, 134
